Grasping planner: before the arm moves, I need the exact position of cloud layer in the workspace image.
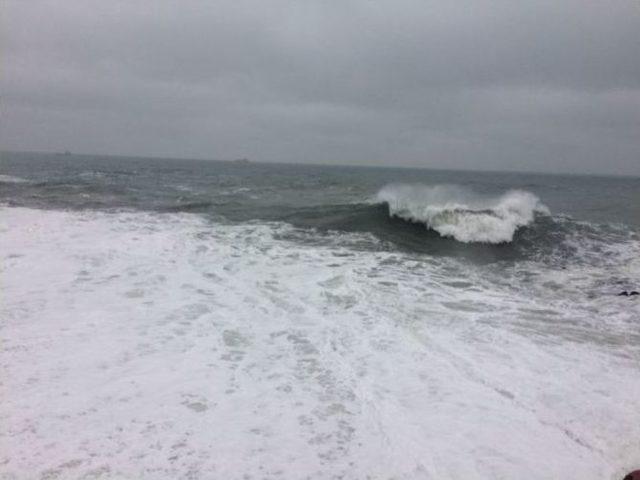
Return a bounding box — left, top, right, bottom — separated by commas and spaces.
2, 0, 640, 174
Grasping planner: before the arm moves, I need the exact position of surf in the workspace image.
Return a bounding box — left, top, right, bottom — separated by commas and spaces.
376, 184, 549, 244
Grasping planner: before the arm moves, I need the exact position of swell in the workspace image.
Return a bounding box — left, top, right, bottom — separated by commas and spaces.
159, 200, 216, 213
274, 201, 544, 262
275, 183, 551, 255
271, 198, 635, 267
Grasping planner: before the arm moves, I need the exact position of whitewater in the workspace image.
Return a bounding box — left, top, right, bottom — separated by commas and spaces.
377, 184, 549, 243
1, 153, 639, 480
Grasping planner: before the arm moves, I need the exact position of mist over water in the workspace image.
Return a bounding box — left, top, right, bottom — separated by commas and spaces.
1, 152, 639, 479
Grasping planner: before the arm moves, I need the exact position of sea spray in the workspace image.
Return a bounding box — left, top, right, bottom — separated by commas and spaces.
376, 184, 549, 243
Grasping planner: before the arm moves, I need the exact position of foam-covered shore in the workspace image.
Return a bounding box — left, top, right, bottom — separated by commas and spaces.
1, 206, 639, 479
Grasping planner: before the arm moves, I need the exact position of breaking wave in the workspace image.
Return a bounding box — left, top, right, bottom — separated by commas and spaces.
376, 184, 549, 243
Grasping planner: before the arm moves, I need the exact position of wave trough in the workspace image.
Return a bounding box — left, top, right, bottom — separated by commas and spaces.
376, 184, 549, 243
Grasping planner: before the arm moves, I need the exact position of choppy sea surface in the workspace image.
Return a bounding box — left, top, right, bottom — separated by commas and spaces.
1, 151, 639, 480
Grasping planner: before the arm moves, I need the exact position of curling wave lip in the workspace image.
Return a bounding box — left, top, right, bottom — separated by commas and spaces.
376, 183, 549, 244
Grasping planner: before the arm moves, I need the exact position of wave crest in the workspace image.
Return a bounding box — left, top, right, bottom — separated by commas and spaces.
376, 184, 549, 243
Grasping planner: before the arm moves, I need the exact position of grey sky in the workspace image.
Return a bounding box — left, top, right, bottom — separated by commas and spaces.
2, 0, 639, 174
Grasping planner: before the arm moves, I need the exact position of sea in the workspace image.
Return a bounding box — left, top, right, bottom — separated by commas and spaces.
1, 151, 639, 480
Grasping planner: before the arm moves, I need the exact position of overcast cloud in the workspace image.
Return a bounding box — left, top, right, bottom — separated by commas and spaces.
2, 0, 639, 174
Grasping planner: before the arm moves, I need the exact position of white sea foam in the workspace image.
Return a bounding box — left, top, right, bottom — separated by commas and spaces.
1, 207, 639, 480
377, 184, 549, 243
0, 174, 28, 183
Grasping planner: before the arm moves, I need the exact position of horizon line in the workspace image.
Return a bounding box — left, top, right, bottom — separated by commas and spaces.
2, 149, 638, 180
